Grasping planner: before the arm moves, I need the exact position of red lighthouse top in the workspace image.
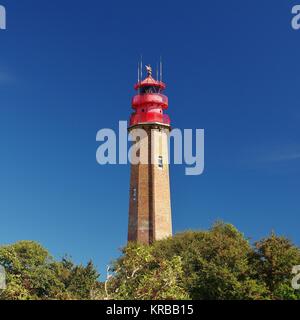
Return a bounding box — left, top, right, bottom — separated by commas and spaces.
129, 65, 170, 128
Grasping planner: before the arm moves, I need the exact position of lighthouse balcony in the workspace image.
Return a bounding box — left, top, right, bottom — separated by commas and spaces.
132, 94, 168, 109
129, 112, 170, 127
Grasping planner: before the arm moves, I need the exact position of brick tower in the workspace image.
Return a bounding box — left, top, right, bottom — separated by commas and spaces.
128, 64, 172, 244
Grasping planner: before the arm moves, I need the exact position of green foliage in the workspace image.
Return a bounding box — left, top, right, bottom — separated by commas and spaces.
152, 223, 269, 300
106, 222, 300, 300
0, 241, 99, 300
107, 244, 189, 300
251, 233, 300, 299
59, 259, 99, 300
1, 223, 300, 300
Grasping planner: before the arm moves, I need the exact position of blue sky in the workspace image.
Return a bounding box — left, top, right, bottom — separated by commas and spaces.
0, 1, 300, 277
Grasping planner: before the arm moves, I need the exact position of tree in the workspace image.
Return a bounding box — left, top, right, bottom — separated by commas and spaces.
0, 241, 100, 300
1, 223, 300, 300
107, 244, 190, 300
102, 222, 300, 300
153, 222, 269, 300
250, 233, 300, 300
58, 258, 99, 300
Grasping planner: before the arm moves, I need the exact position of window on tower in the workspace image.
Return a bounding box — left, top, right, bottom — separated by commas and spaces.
140, 86, 161, 94
158, 156, 163, 169
132, 188, 137, 201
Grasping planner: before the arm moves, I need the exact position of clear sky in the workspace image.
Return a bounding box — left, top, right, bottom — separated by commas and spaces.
1, 1, 300, 277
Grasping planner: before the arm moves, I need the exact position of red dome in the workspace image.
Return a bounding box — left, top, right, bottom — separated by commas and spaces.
134, 75, 166, 91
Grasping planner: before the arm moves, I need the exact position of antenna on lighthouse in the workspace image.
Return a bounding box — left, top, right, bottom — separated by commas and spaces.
156, 62, 159, 81
140, 54, 143, 81
138, 61, 140, 83
160, 56, 163, 82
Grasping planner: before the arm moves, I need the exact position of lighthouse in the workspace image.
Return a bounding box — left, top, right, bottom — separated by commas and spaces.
128, 64, 172, 244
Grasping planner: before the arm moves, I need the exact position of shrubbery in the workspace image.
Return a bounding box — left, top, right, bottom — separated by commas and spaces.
1, 222, 300, 300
